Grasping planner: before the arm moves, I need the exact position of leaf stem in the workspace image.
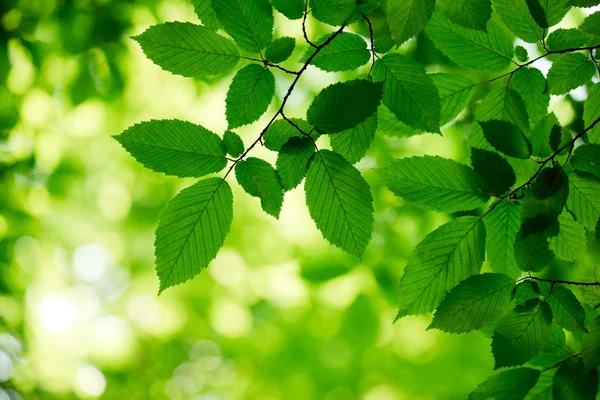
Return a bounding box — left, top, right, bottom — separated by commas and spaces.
541, 352, 581, 372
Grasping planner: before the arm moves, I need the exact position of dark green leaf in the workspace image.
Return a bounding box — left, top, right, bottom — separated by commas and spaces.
469, 368, 540, 400
477, 88, 530, 133
387, 0, 436, 45
548, 211, 586, 263
525, 0, 550, 28
580, 11, 600, 39
309, 0, 359, 25
223, 130, 244, 157
511, 68, 549, 126
485, 200, 523, 278
547, 284, 587, 333
567, 171, 600, 229
265, 37, 296, 63
583, 83, 600, 144
571, 144, 600, 179
276, 137, 315, 191
547, 53, 596, 95
263, 118, 315, 151
376, 105, 424, 138
480, 120, 532, 159
191, 0, 221, 30
272, 0, 305, 19
494, 0, 544, 43
522, 166, 569, 234
436, 0, 492, 31
553, 357, 599, 400
547, 28, 593, 51
330, 114, 377, 164
301, 32, 370, 72
529, 113, 559, 159
582, 315, 600, 368
374, 36, 395, 53
430, 73, 476, 125
516, 45, 529, 62
515, 228, 556, 272
235, 157, 284, 218
471, 148, 516, 196
226, 64, 275, 129
212, 0, 273, 53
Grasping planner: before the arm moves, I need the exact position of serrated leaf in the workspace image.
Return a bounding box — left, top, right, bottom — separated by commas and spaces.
372, 53, 441, 133
133, 22, 239, 78
191, 0, 221, 30
491, 299, 553, 369
276, 137, 315, 191
376, 105, 424, 138
272, 0, 304, 19
584, 83, 600, 144
235, 157, 284, 218
379, 156, 489, 213
263, 118, 315, 151
470, 368, 541, 400
547, 29, 593, 51
156, 178, 233, 292
548, 211, 586, 263
494, 0, 544, 43
426, 12, 514, 72
582, 315, 600, 368
547, 53, 596, 95
436, 0, 492, 31
330, 114, 377, 164
511, 68, 549, 126
306, 79, 383, 134
374, 36, 395, 53
522, 166, 569, 234
477, 88, 531, 134
396, 216, 486, 318
223, 130, 244, 158
212, 0, 273, 53
485, 200, 523, 278
567, 171, 600, 229
515, 228, 556, 272
553, 357, 599, 400
430, 73, 476, 125
527, 0, 571, 28
265, 37, 295, 63
309, 0, 359, 26
226, 64, 275, 129
430, 273, 515, 333
580, 11, 600, 38
301, 32, 370, 72
114, 120, 227, 178
387, 0, 435, 45
480, 120, 532, 159
305, 150, 374, 258
529, 113, 560, 159
571, 144, 600, 178
516, 45, 529, 62
471, 148, 516, 196
547, 284, 587, 333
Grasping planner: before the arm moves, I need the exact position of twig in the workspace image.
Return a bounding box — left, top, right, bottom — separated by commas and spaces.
303, 0, 317, 48
363, 15, 376, 76
541, 353, 581, 372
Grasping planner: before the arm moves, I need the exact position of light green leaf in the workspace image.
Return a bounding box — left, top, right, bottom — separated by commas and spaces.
430, 273, 515, 333
528, 0, 571, 28
132, 22, 239, 78
470, 368, 541, 400
380, 156, 489, 213
547, 284, 587, 333
491, 299, 553, 369
306, 80, 383, 134
372, 53, 441, 133
235, 157, 284, 218
226, 64, 275, 129
305, 150, 374, 258
485, 200, 523, 278
436, 0, 492, 31
476, 88, 531, 134
309, 0, 359, 26
548, 211, 586, 263
516, 45, 529, 62
547, 29, 593, 51
494, 0, 544, 43
265, 37, 295, 63
263, 118, 315, 151
480, 120, 532, 159
114, 120, 227, 178
547, 53, 596, 95
223, 130, 244, 158
272, 0, 305, 20
584, 83, 600, 144
396, 216, 486, 318
582, 315, 600, 368
511, 68, 549, 126
567, 171, 600, 229
212, 0, 273, 53
571, 144, 600, 178
301, 32, 370, 72
430, 73, 476, 125
553, 358, 599, 399
376, 105, 424, 138
426, 12, 514, 72
471, 148, 516, 196
191, 0, 221, 30
580, 11, 600, 38
276, 137, 315, 191
156, 178, 233, 292
387, 0, 435, 45
330, 114, 377, 164
374, 36, 395, 53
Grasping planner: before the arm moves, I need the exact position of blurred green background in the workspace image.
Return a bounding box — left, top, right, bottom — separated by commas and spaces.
0, 1, 596, 399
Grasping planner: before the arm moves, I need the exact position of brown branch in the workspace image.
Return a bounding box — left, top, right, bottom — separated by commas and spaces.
303, 1, 317, 48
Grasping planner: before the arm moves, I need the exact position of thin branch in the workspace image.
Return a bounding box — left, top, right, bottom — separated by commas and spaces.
303, 1, 317, 48
591, 48, 600, 76
542, 353, 581, 372
265, 62, 299, 75
363, 14, 376, 77
528, 276, 600, 287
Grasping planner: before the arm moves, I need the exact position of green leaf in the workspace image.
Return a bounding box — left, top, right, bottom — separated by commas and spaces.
547, 29, 592, 51
235, 157, 284, 218
480, 120, 532, 159
436, 0, 492, 31
548, 211, 587, 263
529, 113, 560, 159
527, 0, 571, 28
114, 120, 227, 178
191, 0, 221, 30
376, 105, 424, 138
309, 0, 359, 26
553, 357, 599, 400
511, 68, 550, 126
374, 36, 395, 53
212, 0, 273, 53
547, 53, 596, 95
567, 171, 600, 229
276, 137, 315, 191
222, 130, 244, 158
515, 228, 555, 272
132, 22, 239, 78
272, 0, 305, 19
477, 88, 531, 134
265, 37, 295, 63
547, 285, 587, 333
471, 148, 516, 196
372, 53, 441, 133
571, 144, 600, 179
491, 299, 553, 369
305, 150, 374, 258
426, 12, 514, 72
379, 156, 489, 213
387, 0, 435, 45
430, 73, 476, 125
485, 200, 523, 278
582, 315, 600, 368
156, 178, 233, 292
263, 118, 315, 151
580, 11, 600, 39
330, 114, 377, 164
494, 0, 544, 43
522, 166, 569, 234
301, 32, 370, 72
584, 83, 600, 144
430, 273, 515, 333
225, 64, 275, 129
516, 45, 529, 62
395, 216, 486, 318
306, 80, 383, 134
469, 368, 541, 400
